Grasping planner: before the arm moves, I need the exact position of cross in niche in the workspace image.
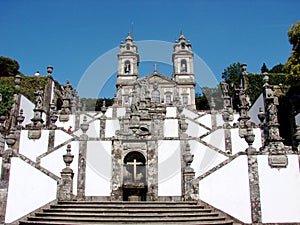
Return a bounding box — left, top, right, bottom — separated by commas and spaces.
127, 159, 143, 182
153, 63, 158, 72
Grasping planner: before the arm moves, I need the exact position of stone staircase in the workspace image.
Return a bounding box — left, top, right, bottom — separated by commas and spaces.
19, 201, 237, 225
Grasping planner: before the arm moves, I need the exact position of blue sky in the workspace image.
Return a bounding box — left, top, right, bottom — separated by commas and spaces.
0, 0, 299, 97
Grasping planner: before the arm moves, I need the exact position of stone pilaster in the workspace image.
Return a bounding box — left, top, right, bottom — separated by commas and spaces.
209, 97, 217, 130
182, 141, 198, 201
247, 154, 262, 223
111, 140, 123, 201
262, 74, 288, 168
100, 116, 106, 139
0, 149, 13, 223
57, 144, 74, 201
147, 140, 158, 201
221, 82, 233, 154
48, 130, 55, 150
0, 129, 16, 223
77, 116, 89, 200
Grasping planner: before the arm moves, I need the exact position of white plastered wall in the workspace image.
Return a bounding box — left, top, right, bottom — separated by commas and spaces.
40, 141, 79, 195
5, 158, 57, 223
164, 119, 178, 137
56, 115, 75, 130
182, 108, 198, 119
105, 119, 120, 138
186, 119, 209, 137
258, 155, 300, 223
199, 155, 252, 223
189, 140, 227, 177
19, 94, 35, 126
231, 128, 262, 154
158, 140, 181, 196
197, 114, 212, 129
202, 129, 225, 153
166, 107, 177, 117
85, 141, 112, 196
54, 130, 72, 148
19, 130, 49, 162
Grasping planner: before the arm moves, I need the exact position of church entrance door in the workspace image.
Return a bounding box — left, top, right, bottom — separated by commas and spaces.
122, 151, 147, 201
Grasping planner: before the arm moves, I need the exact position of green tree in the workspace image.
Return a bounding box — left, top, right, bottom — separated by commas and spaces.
285, 21, 300, 74
261, 63, 269, 73
269, 63, 285, 73
0, 56, 20, 76
0, 80, 18, 116
221, 62, 242, 86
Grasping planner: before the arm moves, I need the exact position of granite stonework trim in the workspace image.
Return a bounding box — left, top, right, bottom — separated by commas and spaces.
77, 134, 88, 200
147, 140, 158, 201
199, 126, 223, 139
111, 140, 123, 201
36, 136, 76, 162
0, 150, 13, 223
48, 130, 55, 150
193, 111, 210, 120
247, 154, 262, 223
186, 117, 212, 131
195, 152, 245, 181
16, 152, 60, 181
197, 139, 229, 157
11, 199, 57, 225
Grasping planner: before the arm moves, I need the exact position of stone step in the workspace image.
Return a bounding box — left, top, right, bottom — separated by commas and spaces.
19, 201, 234, 225
20, 221, 233, 225
24, 215, 231, 224
44, 207, 212, 213
34, 211, 221, 218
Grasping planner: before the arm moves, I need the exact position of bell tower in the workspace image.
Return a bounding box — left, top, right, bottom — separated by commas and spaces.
117, 32, 140, 89
172, 32, 195, 108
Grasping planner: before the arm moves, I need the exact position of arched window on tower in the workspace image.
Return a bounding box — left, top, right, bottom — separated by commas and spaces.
124, 60, 131, 74
180, 59, 187, 72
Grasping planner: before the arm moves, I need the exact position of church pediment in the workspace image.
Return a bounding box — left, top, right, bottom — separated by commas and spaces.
139, 72, 176, 85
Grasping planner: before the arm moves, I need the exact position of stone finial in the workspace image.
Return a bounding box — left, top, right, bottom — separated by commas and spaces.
57, 144, 74, 201
294, 126, 300, 151
183, 142, 194, 172
101, 100, 107, 114
80, 116, 89, 134
257, 107, 265, 124
47, 65, 53, 75
16, 109, 25, 130
63, 144, 74, 169
14, 74, 22, 89
5, 129, 16, 149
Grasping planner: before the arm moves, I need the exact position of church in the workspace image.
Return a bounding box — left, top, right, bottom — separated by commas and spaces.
1, 32, 300, 225
116, 32, 196, 109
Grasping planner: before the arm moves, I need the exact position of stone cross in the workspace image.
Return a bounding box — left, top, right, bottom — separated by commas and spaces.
127, 159, 143, 182
153, 63, 157, 72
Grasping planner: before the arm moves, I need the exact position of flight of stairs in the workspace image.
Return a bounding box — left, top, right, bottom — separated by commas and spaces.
19, 201, 237, 225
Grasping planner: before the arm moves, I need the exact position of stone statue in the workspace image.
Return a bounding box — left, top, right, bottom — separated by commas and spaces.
34, 88, 44, 110
221, 81, 229, 97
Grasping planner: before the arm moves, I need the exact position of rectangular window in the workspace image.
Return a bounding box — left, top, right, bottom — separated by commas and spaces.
182, 96, 188, 105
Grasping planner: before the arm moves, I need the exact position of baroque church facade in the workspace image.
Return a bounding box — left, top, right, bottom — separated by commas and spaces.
116, 32, 196, 109
1, 33, 300, 224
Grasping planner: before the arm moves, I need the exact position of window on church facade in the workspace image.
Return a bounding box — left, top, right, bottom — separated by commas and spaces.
152, 90, 160, 103
166, 95, 172, 105
182, 96, 188, 105
124, 60, 131, 74
180, 59, 187, 72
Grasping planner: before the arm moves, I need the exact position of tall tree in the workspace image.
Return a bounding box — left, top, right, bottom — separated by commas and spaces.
0, 56, 20, 76
261, 63, 269, 73
269, 63, 285, 73
285, 21, 300, 74
221, 62, 242, 86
